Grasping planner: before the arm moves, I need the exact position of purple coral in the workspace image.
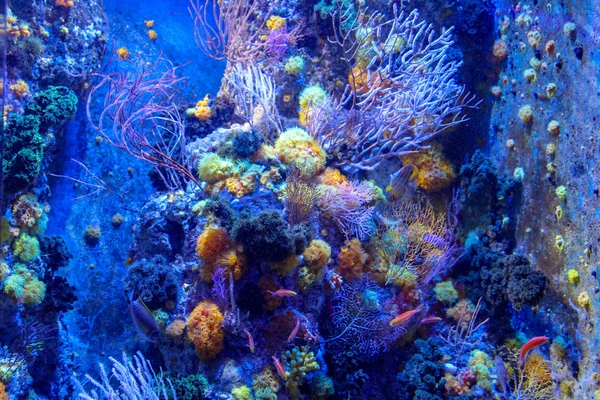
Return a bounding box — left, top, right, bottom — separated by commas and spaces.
324, 278, 405, 356
319, 181, 376, 241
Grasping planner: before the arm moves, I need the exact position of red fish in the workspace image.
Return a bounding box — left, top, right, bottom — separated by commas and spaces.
288, 317, 300, 342
272, 355, 288, 379
420, 316, 442, 325
519, 336, 549, 367
267, 289, 297, 297
389, 305, 423, 326
242, 328, 255, 353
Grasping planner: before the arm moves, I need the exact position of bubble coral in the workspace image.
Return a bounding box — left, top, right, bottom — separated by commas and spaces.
274, 127, 326, 177
400, 143, 456, 192
186, 300, 225, 360
337, 238, 368, 280
13, 233, 40, 261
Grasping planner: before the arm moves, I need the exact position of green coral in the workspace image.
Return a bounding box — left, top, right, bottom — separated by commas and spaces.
434, 281, 459, 304
310, 372, 334, 399
285, 56, 305, 75
162, 372, 209, 400
468, 350, 494, 391
2, 86, 77, 194
3, 274, 26, 299
13, 233, 40, 262
282, 346, 320, 400
2, 114, 45, 194
231, 385, 252, 400
25, 86, 78, 130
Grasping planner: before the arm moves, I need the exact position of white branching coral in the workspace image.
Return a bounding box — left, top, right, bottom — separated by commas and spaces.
308, 2, 478, 171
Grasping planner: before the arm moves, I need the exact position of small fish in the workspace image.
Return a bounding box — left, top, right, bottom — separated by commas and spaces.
389, 305, 423, 326
242, 328, 255, 353
272, 355, 288, 380
288, 317, 300, 342
267, 289, 297, 297
385, 164, 417, 202
495, 355, 508, 396
420, 316, 442, 325
127, 292, 160, 342
519, 336, 549, 367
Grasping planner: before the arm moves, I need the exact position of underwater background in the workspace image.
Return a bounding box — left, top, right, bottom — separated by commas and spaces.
0, 0, 599, 398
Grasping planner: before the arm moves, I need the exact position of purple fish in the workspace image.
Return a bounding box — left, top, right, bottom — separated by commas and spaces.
127, 292, 160, 342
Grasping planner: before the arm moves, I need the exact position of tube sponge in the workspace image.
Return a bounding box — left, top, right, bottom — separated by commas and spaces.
186, 300, 225, 360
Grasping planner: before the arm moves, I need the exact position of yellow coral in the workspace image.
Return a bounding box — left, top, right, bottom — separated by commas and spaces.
20, 277, 46, 305
266, 15, 286, 31
197, 153, 234, 183
9, 80, 29, 98
303, 240, 331, 270
317, 168, 349, 186
337, 239, 368, 280
400, 143, 456, 192
187, 95, 213, 120
274, 127, 326, 177
567, 269, 579, 285
231, 385, 252, 400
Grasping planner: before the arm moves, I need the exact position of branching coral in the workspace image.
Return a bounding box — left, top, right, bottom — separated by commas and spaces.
186, 300, 225, 360
282, 346, 320, 400
325, 278, 404, 356
284, 168, 319, 225
308, 4, 476, 171
377, 200, 460, 284
318, 180, 376, 240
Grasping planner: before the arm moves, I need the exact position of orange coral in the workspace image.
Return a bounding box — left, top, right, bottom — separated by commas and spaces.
55, 0, 74, 7
187, 300, 224, 360
225, 175, 256, 198
117, 47, 129, 60
148, 30, 158, 40
337, 239, 368, 280
0, 382, 7, 400
215, 248, 247, 281
317, 168, 349, 186
446, 299, 475, 328
348, 65, 390, 95
303, 239, 331, 273
400, 143, 456, 192
196, 226, 229, 263
9, 80, 30, 98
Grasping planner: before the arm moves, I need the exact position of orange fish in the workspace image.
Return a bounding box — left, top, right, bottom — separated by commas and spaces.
288, 317, 300, 342
242, 328, 255, 353
267, 289, 297, 297
389, 305, 423, 326
519, 336, 549, 367
420, 316, 442, 325
272, 355, 288, 379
